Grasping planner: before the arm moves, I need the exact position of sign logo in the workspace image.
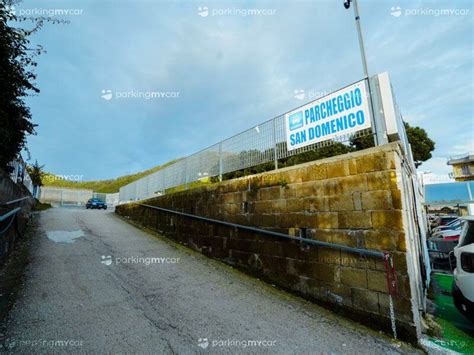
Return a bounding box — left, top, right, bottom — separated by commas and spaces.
198, 338, 209, 349
101, 89, 113, 100
284, 80, 372, 151
198, 6, 209, 17
294, 89, 305, 100
101, 255, 113, 266
391, 6, 402, 17
288, 112, 304, 131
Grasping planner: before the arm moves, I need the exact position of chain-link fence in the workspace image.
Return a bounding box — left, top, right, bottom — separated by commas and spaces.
120, 80, 375, 202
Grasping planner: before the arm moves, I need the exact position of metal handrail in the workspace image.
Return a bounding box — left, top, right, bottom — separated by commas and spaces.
0, 211, 18, 235
1, 196, 31, 206
139, 203, 386, 259
138, 202, 399, 340
0, 196, 32, 235
0, 207, 21, 222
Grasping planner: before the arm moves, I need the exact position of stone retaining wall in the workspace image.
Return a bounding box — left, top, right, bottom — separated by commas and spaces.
116, 143, 420, 341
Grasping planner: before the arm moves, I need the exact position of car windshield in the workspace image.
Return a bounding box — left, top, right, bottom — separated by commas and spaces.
446, 221, 462, 229
445, 219, 459, 226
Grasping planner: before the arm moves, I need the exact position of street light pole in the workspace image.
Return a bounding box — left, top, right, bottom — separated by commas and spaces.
344, 0, 369, 78
344, 0, 380, 146
352, 0, 369, 79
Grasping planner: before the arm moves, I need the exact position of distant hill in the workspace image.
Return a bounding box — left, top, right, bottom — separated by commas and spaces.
42, 160, 179, 193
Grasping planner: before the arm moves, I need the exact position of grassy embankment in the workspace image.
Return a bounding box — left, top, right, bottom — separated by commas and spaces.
42, 160, 179, 193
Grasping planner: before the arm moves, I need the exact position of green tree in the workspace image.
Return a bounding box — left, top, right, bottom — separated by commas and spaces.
349, 133, 375, 151
218, 142, 353, 181
404, 122, 435, 168
279, 142, 352, 168
350, 122, 435, 168
0, 1, 39, 169
0, 1, 64, 170
27, 160, 45, 197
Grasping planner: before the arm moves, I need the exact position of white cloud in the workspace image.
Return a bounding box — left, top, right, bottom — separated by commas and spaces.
22, 0, 474, 180
417, 156, 450, 173
452, 140, 474, 155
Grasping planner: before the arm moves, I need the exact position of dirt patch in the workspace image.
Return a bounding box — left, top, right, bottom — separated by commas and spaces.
0, 214, 38, 347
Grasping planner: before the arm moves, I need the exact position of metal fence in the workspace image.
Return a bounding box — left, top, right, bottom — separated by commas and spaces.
119, 81, 374, 202
38, 188, 120, 207
39, 186, 93, 206
93, 192, 120, 206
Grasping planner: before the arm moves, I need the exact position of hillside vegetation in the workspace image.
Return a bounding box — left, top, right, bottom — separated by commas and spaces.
42, 160, 178, 193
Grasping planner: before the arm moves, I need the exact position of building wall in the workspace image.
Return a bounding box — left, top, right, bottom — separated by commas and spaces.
451, 162, 474, 181
0, 168, 34, 262
116, 143, 421, 341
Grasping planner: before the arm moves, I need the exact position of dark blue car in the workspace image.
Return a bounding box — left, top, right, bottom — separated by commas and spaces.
86, 198, 107, 210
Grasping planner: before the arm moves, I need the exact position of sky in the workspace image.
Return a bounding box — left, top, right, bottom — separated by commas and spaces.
14, 0, 474, 181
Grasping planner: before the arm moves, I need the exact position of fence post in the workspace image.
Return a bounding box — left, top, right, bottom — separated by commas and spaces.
272, 118, 278, 170
184, 159, 189, 190
163, 168, 167, 194
368, 75, 388, 146
219, 142, 223, 182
